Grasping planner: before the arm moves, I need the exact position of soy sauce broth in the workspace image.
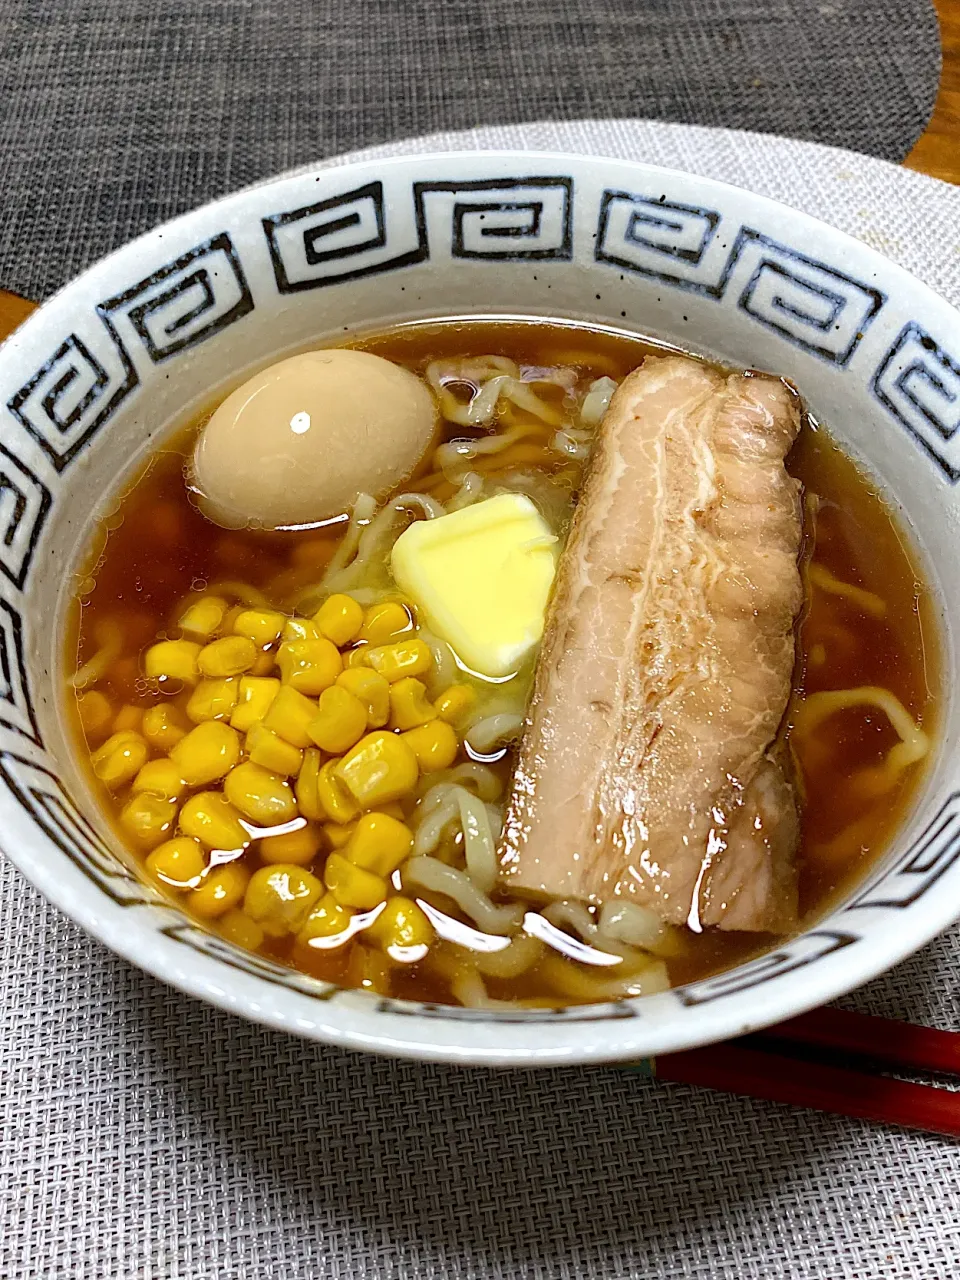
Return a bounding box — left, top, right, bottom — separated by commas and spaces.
66, 319, 939, 1001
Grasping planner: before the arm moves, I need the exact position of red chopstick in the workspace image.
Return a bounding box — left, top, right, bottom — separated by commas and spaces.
641, 1009, 960, 1139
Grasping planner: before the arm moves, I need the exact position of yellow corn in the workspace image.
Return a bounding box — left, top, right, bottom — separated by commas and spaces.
434, 683, 477, 727
145, 836, 207, 890
388, 678, 436, 731
91, 730, 149, 791
314, 593, 363, 647
378, 802, 407, 821
77, 690, 113, 741
365, 638, 432, 683
344, 646, 371, 669
346, 943, 394, 994
401, 720, 460, 773
245, 722, 303, 777
112, 703, 143, 733
263, 685, 320, 748
120, 791, 178, 849
294, 749, 325, 821
244, 864, 325, 936
198, 635, 257, 678
317, 759, 360, 823
250, 650, 277, 676
366, 895, 434, 956
283, 616, 321, 642
345, 811, 413, 876
337, 731, 419, 808
221, 604, 247, 635
132, 758, 187, 801
144, 639, 202, 686
322, 819, 357, 850
324, 852, 388, 910
186, 677, 239, 724
296, 893, 353, 943
177, 594, 228, 640
335, 667, 390, 728
171, 720, 241, 786
189, 860, 250, 919
224, 761, 298, 826
307, 685, 367, 754
218, 908, 265, 950
233, 608, 285, 648
359, 600, 412, 645
142, 704, 188, 752
259, 824, 322, 866
229, 676, 280, 733
179, 792, 249, 850
276, 638, 342, 696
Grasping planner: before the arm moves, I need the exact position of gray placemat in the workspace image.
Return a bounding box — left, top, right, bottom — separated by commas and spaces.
2, 117, 960, 1280
0, 0, 941, 302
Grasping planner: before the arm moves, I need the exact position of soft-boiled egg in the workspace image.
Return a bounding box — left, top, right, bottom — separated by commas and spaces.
190, 349, 437, 529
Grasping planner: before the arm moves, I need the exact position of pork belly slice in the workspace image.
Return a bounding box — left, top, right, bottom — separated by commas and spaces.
499, 355, 803, 932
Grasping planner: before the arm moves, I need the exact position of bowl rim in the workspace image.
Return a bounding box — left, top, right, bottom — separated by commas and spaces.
2, 146, 958, 1065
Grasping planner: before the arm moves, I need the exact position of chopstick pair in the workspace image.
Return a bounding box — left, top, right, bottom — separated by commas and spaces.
632, 1007, 960, 1138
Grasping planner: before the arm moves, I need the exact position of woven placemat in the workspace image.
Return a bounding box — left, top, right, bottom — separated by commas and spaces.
0, 0, 941, 303
2, 117, 960, 1280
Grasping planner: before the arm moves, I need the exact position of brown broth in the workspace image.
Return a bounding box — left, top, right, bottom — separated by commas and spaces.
66, 319, 939, 1003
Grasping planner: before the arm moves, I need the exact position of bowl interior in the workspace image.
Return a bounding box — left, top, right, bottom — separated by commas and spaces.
0, 150, 958, 1063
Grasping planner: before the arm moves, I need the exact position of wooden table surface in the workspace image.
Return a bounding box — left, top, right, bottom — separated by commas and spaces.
0, 1, 957, 336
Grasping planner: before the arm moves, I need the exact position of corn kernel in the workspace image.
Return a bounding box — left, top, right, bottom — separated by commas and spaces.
324, 853, 388, 909
224, 761, 298, 826
91, 730, 149, 791
229, 676, 280, 733
263, 685, 320, 747
145, 836, 206, 889
221, 604, 247, 634
322, 819, 357, 849
296, 893, 354, 944
378, 802, 407, 821
171, 720, 241, 786
314, 593, 364, 646
218, 908, 265, 950
344, 646, 371, 668
179, 792, 250, 850
276, 638, 342, 696
366, 895, 434, 956
177, 594, 228, 640
77, 690, 113, 741
144, 639, 202, 686
198, 635, 257, 678
120, 791, 178, 849
233, 608, 285, 648
388, 678, 436, 731
365, 638, 432, 683
259, 824, 322, 866
245, 721, 303, 776
434, 683, 477, 727
244, 864, 325, 936
190, 860, 250, 919
337, 731, 419, 808
283, 616, 321, 642
346, 811, 413, 876
186, 677, 239, 723
401, 720, 460, 772
317, 759, 360, 823
112, 703, 143, 733
336, 667, 390, 728
359, 600, 412, 645
132, 758, 187, 801
250, 650, 277, 676
295, 749, 325, 821
347, 943, 394, 993
307, 685, 367, 754
142, 704, 188, 752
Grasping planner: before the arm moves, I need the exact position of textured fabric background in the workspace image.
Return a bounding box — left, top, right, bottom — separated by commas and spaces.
2, 113, 960, 1280
0, 0, 942, 302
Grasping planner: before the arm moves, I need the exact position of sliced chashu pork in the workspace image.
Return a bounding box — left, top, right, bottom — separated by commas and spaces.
499, 355, 803, 932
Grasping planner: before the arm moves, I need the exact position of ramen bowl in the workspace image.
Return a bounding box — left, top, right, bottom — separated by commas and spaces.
0, 151, 957, 1064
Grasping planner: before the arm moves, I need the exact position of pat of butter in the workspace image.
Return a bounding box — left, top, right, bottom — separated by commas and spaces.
390, 494, 558, 678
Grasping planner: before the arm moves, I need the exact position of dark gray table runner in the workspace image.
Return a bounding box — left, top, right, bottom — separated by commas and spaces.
0, 0, 941, 301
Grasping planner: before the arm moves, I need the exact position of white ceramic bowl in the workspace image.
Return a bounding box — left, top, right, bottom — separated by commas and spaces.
0, 150, 957, 1065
